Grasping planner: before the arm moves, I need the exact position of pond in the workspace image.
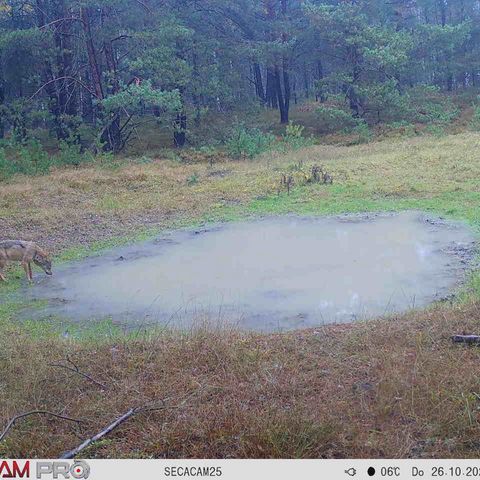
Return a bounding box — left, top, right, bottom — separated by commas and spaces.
26, 211, 476, 332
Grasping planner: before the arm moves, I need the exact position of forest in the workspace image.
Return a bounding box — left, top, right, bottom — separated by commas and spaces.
1, 0, 479, 163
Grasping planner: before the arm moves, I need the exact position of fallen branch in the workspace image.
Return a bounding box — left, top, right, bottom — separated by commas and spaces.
451, 334, 480, 344
0, 411, 84, 442
60, 408, 138, 458
60, 391, 200, 458
48, 357, 108, 390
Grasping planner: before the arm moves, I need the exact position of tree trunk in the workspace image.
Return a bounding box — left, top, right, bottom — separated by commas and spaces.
282, 57, 290, 122
316, 59, 326, 102
81, 7, 104, 100
81, 71, 95, 124
0, 76, 4, 139
274, 65, 288, 124
174, 111, 187, 148
253, 63, 266, 103
36, 0, 73, 141
266, 68, 278, 108
303, 62, 310, 99
278, 0, 290, 123
192, 51, 202, 126
346, 48, 362, 117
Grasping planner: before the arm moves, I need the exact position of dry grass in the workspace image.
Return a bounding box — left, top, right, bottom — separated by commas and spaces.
2, 132, 480, 254
2, 302, 480, 458
2, 131, 480, 458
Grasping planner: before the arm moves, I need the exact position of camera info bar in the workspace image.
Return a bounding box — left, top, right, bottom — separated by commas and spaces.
4, 459, 480, 480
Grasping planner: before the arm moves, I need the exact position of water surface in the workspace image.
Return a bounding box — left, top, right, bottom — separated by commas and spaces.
27, 212, 475, 331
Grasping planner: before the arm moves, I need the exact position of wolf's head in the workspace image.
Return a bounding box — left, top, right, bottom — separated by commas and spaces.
33, 250, 53, 276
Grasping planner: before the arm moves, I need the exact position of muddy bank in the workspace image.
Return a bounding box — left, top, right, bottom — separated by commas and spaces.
23, 211, 476, 332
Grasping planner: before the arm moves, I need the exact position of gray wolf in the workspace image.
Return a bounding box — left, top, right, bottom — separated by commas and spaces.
0, 240, 52, 282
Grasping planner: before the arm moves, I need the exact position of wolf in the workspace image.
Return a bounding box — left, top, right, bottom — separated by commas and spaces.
0, 240, 52, 282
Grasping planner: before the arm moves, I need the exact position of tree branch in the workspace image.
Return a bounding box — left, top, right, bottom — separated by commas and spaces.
0, 411, 84, 443
39, 17, 84, 30
29, 76, 99, 100
134, 0, 152, 13
48, 357, 108, 390
60, 408, 137, 458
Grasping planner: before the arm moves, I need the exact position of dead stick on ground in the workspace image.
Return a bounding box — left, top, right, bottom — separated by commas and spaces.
60, 390, 201, 458
0, 411, 84, 442
48, 357, 108, 390
451, 335, 480, 344
60, 408, 138, 459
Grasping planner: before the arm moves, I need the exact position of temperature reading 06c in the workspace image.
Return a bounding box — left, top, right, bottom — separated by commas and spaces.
381, 467, 400, 477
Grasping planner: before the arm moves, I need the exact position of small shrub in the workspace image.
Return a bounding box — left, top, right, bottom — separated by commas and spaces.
350, 120, 372, 144
226, 124, 275, 159
186, 173, 199, 185
408, 86, 460, 126
470, 103, 480, 131
315, 106, 359, 133
16, 139, 52, 175
97, 151, 120, 169
56, 141, 93, 167
0, 139, 53, 179
0, 148, 13, 181
137, 155, 154, 164
386, 121, 417, 137
425, 124, 446, 137
281, 123, 313, 150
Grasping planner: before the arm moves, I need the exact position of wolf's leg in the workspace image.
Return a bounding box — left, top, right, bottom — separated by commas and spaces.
22, 262, 31, 282
0, 258, 7, 282
28, 263, 33, 281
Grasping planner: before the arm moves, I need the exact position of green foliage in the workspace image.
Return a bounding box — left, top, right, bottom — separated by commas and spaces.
0, 138, 95, 180
281, 124, 313, 150
56, 142, 94, 167
408, 86, 460, 126
0, 148, 10, 180
226, 124, 275, 159
101, 81, 181, 115
186, 173, 199, 185
470, 103, 480, 131
425, 124, 446, 137
315, 106, 360, 133
350, 121, 372, 144
2, 139, 54, 178
0, 0, 479, 156
0, 28, 50, 89
384, 121, 417, 137
358, 80, 411, 124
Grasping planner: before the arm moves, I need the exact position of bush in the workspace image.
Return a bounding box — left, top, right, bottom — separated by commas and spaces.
425, 124, 446, 137
315, 106, 359, 133
470, 103, 480, 131
56, 141, 94, 167
0, 139, 53, 178
16, 139, 52, 175
226, 124, 275, 159
383, 121, 417, 137
281, 123, 314, 150
408, 86, 460, 126
0, 148, 12, 181
350, 120, 372, 144
0, 138, 95, 181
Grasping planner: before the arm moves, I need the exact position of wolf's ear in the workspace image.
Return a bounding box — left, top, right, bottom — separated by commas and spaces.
35, 248, 49, 260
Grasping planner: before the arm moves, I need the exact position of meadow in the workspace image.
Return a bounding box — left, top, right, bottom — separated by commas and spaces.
2, 128, 480, 458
